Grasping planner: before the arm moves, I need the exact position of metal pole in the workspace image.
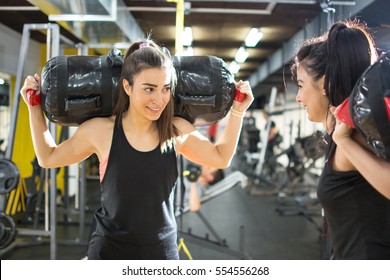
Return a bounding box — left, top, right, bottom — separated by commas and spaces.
79, 161, 86, 242
48, 23, 60, 260
5, 24, 31, 160
167, 0, 184, 55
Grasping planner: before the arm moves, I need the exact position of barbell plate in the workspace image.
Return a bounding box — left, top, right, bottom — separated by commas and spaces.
0, 159, 20, 194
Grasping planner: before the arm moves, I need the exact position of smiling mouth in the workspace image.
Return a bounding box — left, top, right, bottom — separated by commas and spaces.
147, 106, 161, 113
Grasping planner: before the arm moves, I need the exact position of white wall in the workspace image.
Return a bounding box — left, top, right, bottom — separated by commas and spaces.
0, 23, 42, 155
0, 23, 42, 76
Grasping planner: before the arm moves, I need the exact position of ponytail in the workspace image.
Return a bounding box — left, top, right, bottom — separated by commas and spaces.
325, 21, 377, 106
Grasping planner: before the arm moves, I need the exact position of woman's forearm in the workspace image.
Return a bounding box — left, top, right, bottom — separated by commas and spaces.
214, 111, 244, 168
28, 106, 57, 167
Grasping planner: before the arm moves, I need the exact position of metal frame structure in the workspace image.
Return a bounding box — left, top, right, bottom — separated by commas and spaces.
0, 24, 89, 260
0, 23, 59, 260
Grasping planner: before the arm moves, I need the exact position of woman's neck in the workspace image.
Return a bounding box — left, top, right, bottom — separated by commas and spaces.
322, 109, 335, 134
122, 110, 157, 134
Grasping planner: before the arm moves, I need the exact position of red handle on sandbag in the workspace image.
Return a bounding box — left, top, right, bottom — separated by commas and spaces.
27, 89, 40, 106
336, 98, 354, 128
337, 97, 390, 128
234, 89, 245, 102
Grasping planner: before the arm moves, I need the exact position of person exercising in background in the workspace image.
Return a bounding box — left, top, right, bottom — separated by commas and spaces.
263, 109, 281, 157
197, 165, 225, 186
20, 39, 253, 260
184, 163, 225, 212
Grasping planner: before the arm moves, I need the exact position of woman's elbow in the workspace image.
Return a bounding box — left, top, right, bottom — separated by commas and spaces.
37, 158, 50, 169
37, 158, 57, 169
216, 159, 231, 169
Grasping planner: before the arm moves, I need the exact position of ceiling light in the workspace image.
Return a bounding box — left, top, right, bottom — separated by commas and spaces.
320, 0, 336, 13
183, 27, 193, 47
244, 28, 263, 47
229, 61, 240, 74
184, 2, 191, 15
113, 42, 131, 49
182, 46, 194, 56
235, 47, 249, 63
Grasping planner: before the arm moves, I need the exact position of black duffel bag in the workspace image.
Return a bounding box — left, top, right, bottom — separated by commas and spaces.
41, 50, 236, 127
41, 49, 123, 126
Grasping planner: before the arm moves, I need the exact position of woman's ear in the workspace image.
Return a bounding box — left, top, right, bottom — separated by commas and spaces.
122, 79, 132, 95
320, 76, 326, 95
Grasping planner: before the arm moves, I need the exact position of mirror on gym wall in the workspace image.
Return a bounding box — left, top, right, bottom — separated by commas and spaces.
0, 72, 11, 158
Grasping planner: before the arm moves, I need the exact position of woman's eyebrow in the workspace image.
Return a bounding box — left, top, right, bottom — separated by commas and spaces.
142, 83, 157, 87
141, 83, 171, 87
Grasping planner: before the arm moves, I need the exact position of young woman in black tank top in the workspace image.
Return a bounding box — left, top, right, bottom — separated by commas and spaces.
20, 39, 254, 259
291, 20, 390, 259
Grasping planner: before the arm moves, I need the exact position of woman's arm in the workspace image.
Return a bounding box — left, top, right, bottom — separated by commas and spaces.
188, 182, 201, 212
332, 111, 390, 200
175, 81, 253, 168
20, 74, 96, 168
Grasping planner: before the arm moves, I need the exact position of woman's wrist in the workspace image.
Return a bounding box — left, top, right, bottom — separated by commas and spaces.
28, 105, 46, 120
333, 133, 353, 147
28, 104, 43, 114
230, 107, 245, 118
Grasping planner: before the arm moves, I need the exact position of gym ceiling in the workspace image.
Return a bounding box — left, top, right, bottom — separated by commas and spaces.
0, 0, 389, 103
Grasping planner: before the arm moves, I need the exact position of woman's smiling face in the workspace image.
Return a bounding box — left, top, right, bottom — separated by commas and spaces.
296, 65, 329, 123
125, 67, 172, 121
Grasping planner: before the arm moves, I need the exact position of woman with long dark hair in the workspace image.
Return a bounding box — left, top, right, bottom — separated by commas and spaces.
291, 20, 390, 259
20, 39, 253, 259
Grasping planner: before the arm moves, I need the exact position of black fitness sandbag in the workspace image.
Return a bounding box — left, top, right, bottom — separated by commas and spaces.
172, 55, 235, 126
40, 50, 236, 127
350, 51, 390, 161
41, 49, 124, 126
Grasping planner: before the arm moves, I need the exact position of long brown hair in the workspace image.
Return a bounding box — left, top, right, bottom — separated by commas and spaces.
113, 40, 179, 150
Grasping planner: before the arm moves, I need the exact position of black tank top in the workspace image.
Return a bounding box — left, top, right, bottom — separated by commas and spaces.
89, 118, 178, 259
318, 136, 390, 259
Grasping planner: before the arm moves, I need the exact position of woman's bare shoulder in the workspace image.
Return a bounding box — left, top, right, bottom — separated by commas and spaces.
78, 116, 116, 160
79, 116, 115, 132
173, 117, 195, 135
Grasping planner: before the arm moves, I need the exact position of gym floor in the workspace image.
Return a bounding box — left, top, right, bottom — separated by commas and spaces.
0, 168, 323, 260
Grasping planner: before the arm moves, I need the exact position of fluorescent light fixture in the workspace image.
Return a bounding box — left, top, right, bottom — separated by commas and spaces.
320, 0, 336, 13
229, 61, 240, 74
87, 42, 129, 49
183, 27, 193, 47
235, 47, 249, 63
113, 42, 131, 49
244, 28, 263, 47
49, 14, 116, 21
